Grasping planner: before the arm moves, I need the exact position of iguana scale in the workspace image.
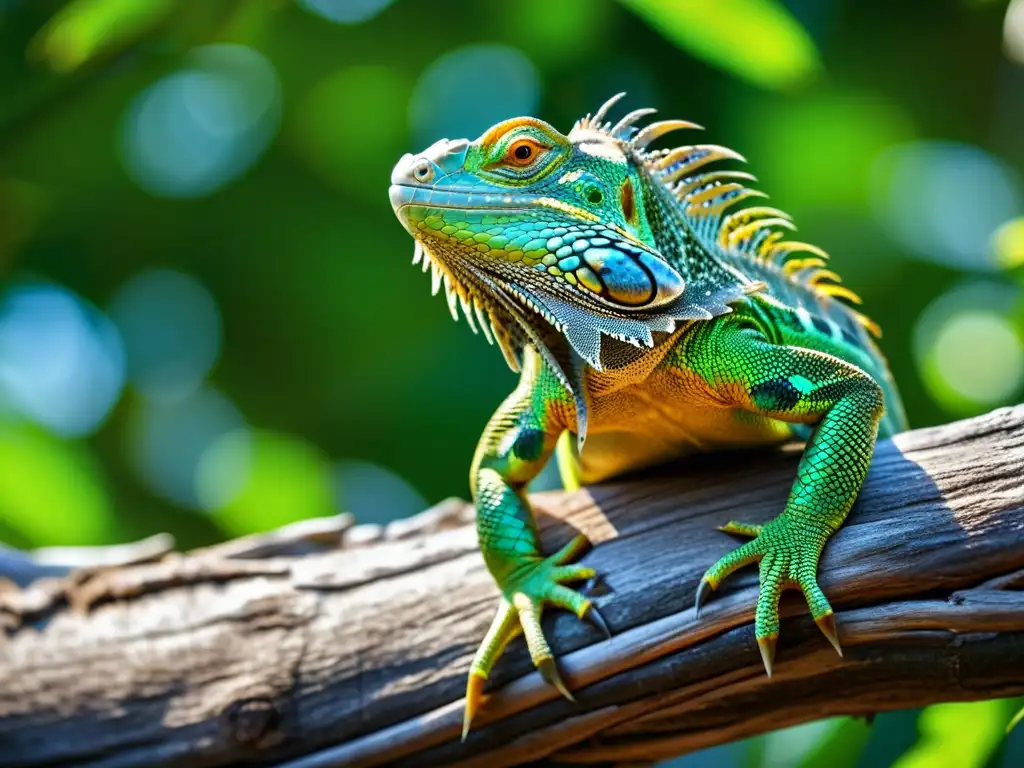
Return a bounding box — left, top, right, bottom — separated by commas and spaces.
388, 93, 907, 738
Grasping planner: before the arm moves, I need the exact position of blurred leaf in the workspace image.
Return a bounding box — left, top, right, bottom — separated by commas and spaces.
197, 429, 336, 536
28, 0, 175, 73
893, 700, 1015, 768
0, 420, 116, 546
617, 0, 822, 89
0, 178, 47, 273
1009, 704, 1024, 734
756, 717, 869, 768
793, 717, 872, 768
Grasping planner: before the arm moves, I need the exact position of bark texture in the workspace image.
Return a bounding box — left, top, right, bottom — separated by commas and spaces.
2, 407, 1024, 767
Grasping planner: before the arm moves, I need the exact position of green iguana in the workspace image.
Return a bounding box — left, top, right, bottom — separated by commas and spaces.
388, 93, 907, 738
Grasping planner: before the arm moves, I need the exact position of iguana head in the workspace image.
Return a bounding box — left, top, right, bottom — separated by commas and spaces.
388, 94, 751, 378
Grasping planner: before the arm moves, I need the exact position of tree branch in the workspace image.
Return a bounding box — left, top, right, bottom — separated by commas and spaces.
2, 408, 1024, 767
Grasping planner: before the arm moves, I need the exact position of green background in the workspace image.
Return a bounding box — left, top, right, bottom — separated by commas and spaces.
1, 0, 1023, 765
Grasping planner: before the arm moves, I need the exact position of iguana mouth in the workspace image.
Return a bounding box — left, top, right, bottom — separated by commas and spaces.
389, 183, 541, 217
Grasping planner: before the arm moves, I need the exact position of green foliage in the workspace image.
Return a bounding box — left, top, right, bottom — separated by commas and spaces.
29, 0, 175, 72
893, 700, 1017, 768
1008, 702, 1024, 734
617, 0, 822, 89
0, 420, 116, 546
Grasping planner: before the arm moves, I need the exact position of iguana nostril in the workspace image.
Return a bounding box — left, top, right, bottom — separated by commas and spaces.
413, 159, 433, 182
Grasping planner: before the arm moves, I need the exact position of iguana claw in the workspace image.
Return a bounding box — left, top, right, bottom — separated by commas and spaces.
462, 534, 607, 739
696, 516, 841, 677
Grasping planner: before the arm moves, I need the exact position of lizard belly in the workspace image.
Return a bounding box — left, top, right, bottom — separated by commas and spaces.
577, 368, 792, 484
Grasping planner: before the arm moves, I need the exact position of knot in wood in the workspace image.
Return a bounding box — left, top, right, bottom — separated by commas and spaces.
223, 697, 280, 746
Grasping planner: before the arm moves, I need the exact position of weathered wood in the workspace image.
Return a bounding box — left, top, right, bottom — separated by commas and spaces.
1, 407, 1023, 767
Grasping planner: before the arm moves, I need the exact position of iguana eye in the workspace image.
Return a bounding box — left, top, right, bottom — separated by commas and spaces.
503, 137, 547, 167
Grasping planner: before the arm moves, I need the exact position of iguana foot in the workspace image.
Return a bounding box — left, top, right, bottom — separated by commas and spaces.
694, 518, 841, 676
463, 533, 608, 739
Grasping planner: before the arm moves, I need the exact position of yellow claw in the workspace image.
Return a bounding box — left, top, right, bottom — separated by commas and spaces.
462, 671, 488, 742
757, 633, 778, 678
815, 611, 843, 657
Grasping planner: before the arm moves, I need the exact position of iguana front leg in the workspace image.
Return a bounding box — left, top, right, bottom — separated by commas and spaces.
464, 350, 606, 738
687, 318, 885, 674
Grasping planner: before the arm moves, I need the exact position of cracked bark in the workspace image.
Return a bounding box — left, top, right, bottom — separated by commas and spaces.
1, 408, 1024, 767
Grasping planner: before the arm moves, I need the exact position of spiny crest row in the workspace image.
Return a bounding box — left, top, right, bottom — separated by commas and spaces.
575, 93, 876, 333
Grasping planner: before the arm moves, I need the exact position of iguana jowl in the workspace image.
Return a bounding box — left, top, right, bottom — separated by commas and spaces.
388, 93, 907, 738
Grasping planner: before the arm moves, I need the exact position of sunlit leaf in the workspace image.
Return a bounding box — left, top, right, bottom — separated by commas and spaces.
1009, 703, 1024, 734
617, 0, 822, 89
893, 700, 1016, 768
0, 420, 116, 546
29, 0, 175, 73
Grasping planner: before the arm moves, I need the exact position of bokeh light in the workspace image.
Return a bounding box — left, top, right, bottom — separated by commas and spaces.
913, 281, 1024, 414
1005, 0, 1024, 66
0, 282, 125, 437
290, 65, 409, 198
196, 429, 336, 535
409, 44, 540, 146
298, 0, 395, 25
120, 44, 281, 198
870, 142, 1023, 270
125, 386, 246, 509
333, 460, 426, 526
108, 269, 221, 402
746, 92, 916, 210
993, 216, 1024, 269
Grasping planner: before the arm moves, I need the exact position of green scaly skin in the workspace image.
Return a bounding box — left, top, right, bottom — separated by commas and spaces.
388, 93, 907, 738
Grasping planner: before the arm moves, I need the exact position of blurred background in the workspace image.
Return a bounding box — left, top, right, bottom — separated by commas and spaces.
0, 0, 1022, 765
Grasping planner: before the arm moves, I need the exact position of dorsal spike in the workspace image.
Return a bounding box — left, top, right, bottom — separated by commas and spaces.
857, 313, 882, 338
770, 241, 830, 263
686, 187, 767, 217
675, 171, 757, 200
723, 218, 796, 251
782, 256, 828, 275
685, 182, 748, 207
656, 146, 749, 183
652, 143, 747, 171
807, 268, 843, 287
820, 284, 864, 305
610, 107, 657, 138
632, 119, 703, 151
590, 92, 627, 127
754, 230, 787, 260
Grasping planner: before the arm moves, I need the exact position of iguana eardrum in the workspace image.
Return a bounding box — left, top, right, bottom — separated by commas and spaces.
388, 94, 907, 738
